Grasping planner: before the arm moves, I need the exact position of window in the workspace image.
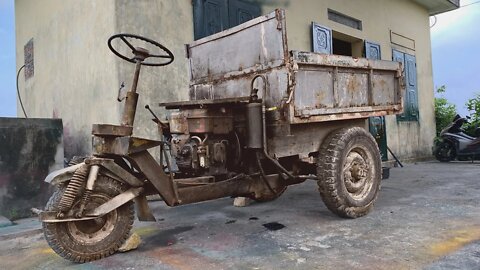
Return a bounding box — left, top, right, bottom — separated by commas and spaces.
332, 32, 363, 57
327, 9, 362, 30
332, 38, 352, 56
311, 24, 363, 57
193, 0, 261, 40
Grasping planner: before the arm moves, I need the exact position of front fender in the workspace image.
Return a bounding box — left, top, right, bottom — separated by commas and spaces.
44, 162, 85, 186
42, 158, 155, 223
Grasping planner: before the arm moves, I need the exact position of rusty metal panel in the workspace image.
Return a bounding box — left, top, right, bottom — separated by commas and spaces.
169, 111, 188, 134
185, 108, 233, 134
289, 51, 404, 123
91, 124, 133, 136
372, 73, 395, 105
183, 9, 403, 125
336, 72, 369, 107
199, 69, 290, 107
92, 136, 130, 155
186, 63, 289, 108
268, 119, 367, 158
186, 9, 287, 84
292, 51, 401, 70
294, 69, 334, 110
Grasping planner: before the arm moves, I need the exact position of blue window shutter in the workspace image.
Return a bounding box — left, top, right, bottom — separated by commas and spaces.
393, 49, 408, 121
405, 54, 418, 119
193, 0, 260, 40
228, 0, 261, 28
312, 22, 332, 54
366, 41, 388, 161
193, 0, 228, 40
365, 41, 381, 60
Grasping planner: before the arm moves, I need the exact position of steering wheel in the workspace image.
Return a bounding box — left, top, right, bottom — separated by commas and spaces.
107, 33, 174, 66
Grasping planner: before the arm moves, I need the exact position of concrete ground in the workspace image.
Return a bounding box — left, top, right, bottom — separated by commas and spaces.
0, 161, 479, 270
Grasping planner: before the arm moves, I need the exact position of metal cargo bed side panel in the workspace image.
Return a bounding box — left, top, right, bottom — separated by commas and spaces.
268, 119, 368, 158
289, 51, 404, 124
186, 9, 288, 86
190, 69, 290, 106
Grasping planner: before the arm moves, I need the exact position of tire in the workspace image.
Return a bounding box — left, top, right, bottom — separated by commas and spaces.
43, 176, 134, 263
434, 141, 455, 162
317, 127, 382, 218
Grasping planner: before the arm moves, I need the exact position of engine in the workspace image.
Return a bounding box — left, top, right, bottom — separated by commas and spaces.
167, 106, 242, 177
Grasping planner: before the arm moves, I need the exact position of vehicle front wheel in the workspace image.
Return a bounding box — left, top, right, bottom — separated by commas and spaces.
317, 127, 382, 218
43, 176, 134, 263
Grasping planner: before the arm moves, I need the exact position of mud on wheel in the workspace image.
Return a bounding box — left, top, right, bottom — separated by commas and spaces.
317, 127, 382, 218
43, 176, 134, 263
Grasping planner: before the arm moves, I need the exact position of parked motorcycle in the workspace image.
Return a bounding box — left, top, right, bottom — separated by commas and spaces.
434, 114, 480, 162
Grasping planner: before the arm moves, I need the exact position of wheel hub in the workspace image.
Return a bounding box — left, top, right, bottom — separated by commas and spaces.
343, 148, 374, 200
350, 163, 367, 180
67, 194, 117, 244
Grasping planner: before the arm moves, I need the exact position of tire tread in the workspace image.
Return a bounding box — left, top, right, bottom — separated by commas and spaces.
316, 127, 381, 218
43, 177, 134, 263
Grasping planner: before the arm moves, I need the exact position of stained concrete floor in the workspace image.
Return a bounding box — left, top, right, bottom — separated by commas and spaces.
1, 161, 480, 270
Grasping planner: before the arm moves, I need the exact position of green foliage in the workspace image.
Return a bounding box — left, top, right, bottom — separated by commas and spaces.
464, 92, 480, 136
434, 86, 457, 137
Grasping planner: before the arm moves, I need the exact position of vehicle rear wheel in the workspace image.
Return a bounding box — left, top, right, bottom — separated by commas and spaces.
317, 127, 382, 218
434, 141, 455, 162
43, 176, 134, 263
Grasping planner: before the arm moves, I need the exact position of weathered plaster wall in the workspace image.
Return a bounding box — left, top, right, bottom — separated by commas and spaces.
15, 0, 119, 158
0, 118, 63, 220
114, 0, 193, 140
15, 0, 193, 158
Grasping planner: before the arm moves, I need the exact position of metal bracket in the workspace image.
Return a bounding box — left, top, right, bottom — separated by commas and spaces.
86, 158, 144, 187
40, 187, 144, 223
86, 187, 143, 217
134, 195, 156, 221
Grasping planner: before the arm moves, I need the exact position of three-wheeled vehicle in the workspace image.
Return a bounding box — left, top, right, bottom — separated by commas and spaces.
38, 10, 404, 262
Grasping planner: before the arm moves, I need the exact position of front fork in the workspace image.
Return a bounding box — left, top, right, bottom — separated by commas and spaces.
75, 165, 100, 217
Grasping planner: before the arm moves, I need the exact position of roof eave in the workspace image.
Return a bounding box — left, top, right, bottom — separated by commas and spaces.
412, 0, 460, 16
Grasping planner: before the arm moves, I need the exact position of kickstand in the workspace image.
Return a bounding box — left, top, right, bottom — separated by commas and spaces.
387, 146, 403, 168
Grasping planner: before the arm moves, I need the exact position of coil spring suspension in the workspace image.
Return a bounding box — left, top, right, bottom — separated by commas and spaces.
57, 165, 89, 215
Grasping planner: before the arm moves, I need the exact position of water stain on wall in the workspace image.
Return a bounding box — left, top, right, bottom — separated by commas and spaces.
0, 118, 63, 220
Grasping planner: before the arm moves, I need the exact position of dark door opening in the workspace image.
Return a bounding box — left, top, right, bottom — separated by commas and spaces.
333, 38, 352, 56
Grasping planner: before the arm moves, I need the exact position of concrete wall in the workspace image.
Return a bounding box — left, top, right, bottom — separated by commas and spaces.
15, 0, 436, 160
0, 118, 63, 220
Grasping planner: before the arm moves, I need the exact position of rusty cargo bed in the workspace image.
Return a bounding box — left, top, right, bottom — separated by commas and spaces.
184, 9, 404, 125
